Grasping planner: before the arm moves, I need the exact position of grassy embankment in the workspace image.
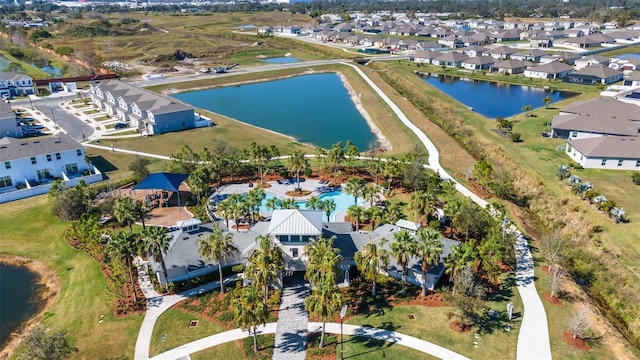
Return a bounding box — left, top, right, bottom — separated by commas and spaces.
370, 59, 640, 355
0, 197, 143, 359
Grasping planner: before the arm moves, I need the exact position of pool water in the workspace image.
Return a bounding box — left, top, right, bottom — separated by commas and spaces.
259, 191, 364, 221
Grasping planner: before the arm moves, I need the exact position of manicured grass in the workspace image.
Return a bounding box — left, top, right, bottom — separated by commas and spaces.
0, 198, 143, 359
342, 335, 439, 360
86, 148, 171, 181
149, 308, 241, 357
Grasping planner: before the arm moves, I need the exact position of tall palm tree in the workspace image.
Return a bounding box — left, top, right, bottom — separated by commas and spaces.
245, 235, 283, 303
347, 204, 366, 231
280, 198, 299, 209
444, 244, 473, 293
133, 199, 152, 230
390, 229, 414, 296
344, 177, 365, 205
304, 235, 341, 288
247, 142, 268, 184
319, 199, 336, 222
198, 224, 238, 294
216, 199, 233, 228
345, 140, 359, 175
114, 196, 136, 232
367, 205, 384, 230
542, 95, 553, 109
305, 284, 344, 348
362, 185, 380, 207
384, 201, 403, 225
232, 286, 269, 353
443, 198, 462, 239
305, 196, 321, 211
414, 227, 443, 296
354, 237, 389, 298
326, 142, 345, 185
142, 226, 171, 291
408, 190, 433, 224
287, 149, 309, 190
264, 196, 281, 212
314, 145, 327, 172
368, 157, 384, 185
245, 188, 265, 223
106, 231, 139, 302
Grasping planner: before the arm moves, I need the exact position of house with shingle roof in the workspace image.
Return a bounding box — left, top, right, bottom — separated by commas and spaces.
433, 52, 469, 68
411, 50, 441, 65
0, 100, 21, 138
551, 97, 640, 139
566, 137, 640, 170
524, 62, 574, 79
490, 59, 531, 74
461, 56, 496, 70
89, 80, 197, 135
563, 64, 624, 85
574, 55, 610, 70
0, 134, 102, 203
511, 49, 549, 62
0, 73, 35, 98
488, 45, 518, 60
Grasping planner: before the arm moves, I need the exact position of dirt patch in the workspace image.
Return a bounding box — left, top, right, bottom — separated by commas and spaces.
563, 331, 591, 351
396, 292, 448, 307
0, 256, 61, 360
450, 321, 471, 333
542, 293, 564, 306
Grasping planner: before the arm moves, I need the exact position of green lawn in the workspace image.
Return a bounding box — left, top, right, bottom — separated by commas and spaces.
0, 198, 143, 359
87, 148, 172, 181
149, 308, 242, 357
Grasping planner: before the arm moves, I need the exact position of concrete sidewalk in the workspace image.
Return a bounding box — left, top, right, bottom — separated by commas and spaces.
272, 274, 310, 360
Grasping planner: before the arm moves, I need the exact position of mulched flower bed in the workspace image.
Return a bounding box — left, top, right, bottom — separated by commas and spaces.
285, 190, 311, 197
563, 332, 591, 350
450, 321, 472, 333
542, 293, 564, 306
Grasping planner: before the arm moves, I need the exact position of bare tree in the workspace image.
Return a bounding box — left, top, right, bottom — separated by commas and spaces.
568, 306, 590, 339
549, 266, 565, 298
540, 231, 565, 273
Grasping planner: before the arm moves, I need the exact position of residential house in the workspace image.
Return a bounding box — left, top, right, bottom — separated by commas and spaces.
438, 35, 463, 48
0, 73, 35, 98
622, 72, 640, 88
488, 45, 518, 60
88, 80, 199, 135
0, 101, 21, 138
574, 55, 610, 70
0, 134, 102, 203
433, 52, 469, 68
511, 49, 549, 62
566, 137, 640, 170
490, 59, 531, 74
539, 51, 581, 65
458, 45, 489, 58
461, 56, 496, 70
524, 62, 574, 79
530, 34, 553, 48
564, 33, 614, 48
550, 97, 640, 139
563, 64, 624, 85
411, 50, 441, 65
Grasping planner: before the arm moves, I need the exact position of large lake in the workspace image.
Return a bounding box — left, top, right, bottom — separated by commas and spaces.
173, 73, 377, 150
420, 74, 576, 118
0, 263, 44, 348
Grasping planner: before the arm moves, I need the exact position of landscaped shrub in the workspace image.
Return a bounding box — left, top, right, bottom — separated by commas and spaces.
632, 173, 640, 185
303, 167, 313, 177
510, 133, 521, 142
232, 264, 245, 273
218, 311, 234, 323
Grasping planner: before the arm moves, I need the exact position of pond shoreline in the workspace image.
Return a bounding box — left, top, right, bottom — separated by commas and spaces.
0, 255, 61, 359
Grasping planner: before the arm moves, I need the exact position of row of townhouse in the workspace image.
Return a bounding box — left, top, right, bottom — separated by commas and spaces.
549, 97, 640, 170
88, 80, 199, 135
0, 73, 36, 98
412, 46, 634, 85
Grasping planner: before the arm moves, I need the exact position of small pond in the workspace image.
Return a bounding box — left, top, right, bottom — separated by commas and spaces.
262, 57, 301, 64
173, 73, 376, 150
34, 63, 63, 77
0, 263, 45, 348
617, 53, 640, 60
420, 73, 577, 118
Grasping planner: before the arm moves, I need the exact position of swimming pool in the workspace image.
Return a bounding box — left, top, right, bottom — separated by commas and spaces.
259, 191, 364, 221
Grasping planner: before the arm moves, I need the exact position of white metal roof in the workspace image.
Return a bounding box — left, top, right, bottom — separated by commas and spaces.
177, 218, 202, 229
395, 219, 422, 231
268, 210, 323, 235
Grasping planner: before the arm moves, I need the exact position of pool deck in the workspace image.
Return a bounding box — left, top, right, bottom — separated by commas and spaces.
211, 179, 355, 222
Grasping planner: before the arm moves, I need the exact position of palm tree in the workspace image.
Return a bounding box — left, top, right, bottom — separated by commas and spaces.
327, 142, 345, 185
248, 142, 268, 184
354, 237, 390, 298
314, 145, 327, 172
414, 228, 443, 296
444, 244, 474, 295
106, 231, 139, 302
390, 229, 414, 296
521, 104, 532, 117
142, 226, 171, 291
287, 149, 309, 190
264, 196, 281, 212
245, 235, 283, 303
347, 204, 366, 231
305, 284, 344, 348
305, 196, 321, 210
408, 190, 433, 224
384, 201, 403, 225
133, 199, 152, 230
114, 196, 136, 232
304, 235, 341, 289
542, 95, 553, 109
344, 177, 365, 205
280, 198, 299, 209
368, 157, 384, 185
383, 157, 401, 189
345, 140, 359, 175
319, 199, 336, 222
216, 199, 233, 228
367, 205, 384, 230
443, 198, 462, 239
362, 185, 380, 207
232, 286, 269, 353
245, 188, 266, 223
198, 224, 238, 294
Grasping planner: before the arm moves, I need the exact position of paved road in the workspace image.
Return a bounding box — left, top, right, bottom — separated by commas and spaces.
272, 273, 310, 360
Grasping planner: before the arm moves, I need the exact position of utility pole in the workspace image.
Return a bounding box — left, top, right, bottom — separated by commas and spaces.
50, 107, 58, 129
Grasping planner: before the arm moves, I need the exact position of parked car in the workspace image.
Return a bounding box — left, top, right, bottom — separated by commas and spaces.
114, 122, 129, 129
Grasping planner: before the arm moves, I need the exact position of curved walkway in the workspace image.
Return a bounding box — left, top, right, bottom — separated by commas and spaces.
149, 322, 469, 360
341, 62, 551, 359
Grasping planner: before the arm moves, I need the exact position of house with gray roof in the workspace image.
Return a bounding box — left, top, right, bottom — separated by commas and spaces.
0, 73, 35, 98
566, 137, 640, 170
433, 52, 469, 68
411, 50, 441, 65
524, 62, 574, 79
461, 56, 496, 70
490, 59, 531, 74
563, 64, 624, 85
551, 97, 640, 139
511, 49, 549, 62
0, 100, 21, 138
574, 55, 610, 70
88, 80, 197, 135
152, 209, 459, 291
488, 45, 518, 60
0, 134, 102, 203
